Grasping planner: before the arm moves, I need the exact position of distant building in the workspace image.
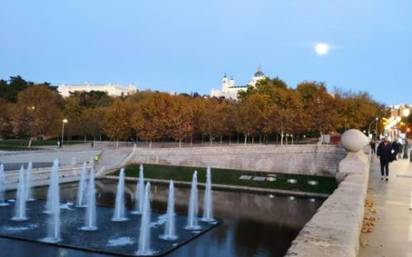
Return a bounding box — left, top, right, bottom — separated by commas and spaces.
210, 67, 267, 100
384, 104, 411, 141
58, 83, 137, 97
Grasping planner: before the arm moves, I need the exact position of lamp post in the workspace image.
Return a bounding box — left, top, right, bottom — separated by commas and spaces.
61, 119, 68, 146
368, 117, 379, 138
401, 108, 410, 159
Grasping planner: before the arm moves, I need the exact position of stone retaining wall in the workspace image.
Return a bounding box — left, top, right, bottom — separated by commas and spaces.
0, 150, 101, 167
285, 151, 370, 257
4, 164, 90, 190
131, 144, 346, 177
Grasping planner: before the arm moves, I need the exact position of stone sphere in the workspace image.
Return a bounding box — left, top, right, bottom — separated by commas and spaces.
341, 129, 370, 152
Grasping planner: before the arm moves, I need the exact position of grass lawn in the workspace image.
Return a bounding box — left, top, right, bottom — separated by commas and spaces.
116, 164, 338, 195
0, 144, 40, 151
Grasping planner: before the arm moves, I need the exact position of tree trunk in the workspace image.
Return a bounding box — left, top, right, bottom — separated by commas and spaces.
244, 135, 247, 144
190, 134, 193, 147
229, 136, 232, 145
220, 136, 223, 144
178, 139, 182, 148
252, 136, 254, 144
259, 135, 262, 144
149, 141, 152, 148
28, 137, 33, 148
115, 140, 119, 149
281, 131, 284, 145
209, 135, 213, 145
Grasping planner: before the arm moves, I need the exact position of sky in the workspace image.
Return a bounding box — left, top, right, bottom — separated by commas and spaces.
0, 0, 411, 104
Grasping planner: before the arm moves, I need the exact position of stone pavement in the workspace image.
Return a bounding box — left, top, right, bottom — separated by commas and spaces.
359, 157, 412, 257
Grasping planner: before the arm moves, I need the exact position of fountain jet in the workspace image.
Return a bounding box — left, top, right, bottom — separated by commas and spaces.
160, 180, 177, 240
25, 162, 35, 201
136, 182, 153, 256
77, 163, 87, 207
12, 166, 28, 221
131, 164, 144, 215
80, 168, 97, 231
201, 166, 215, 222
185, 171, 201, 230
45, 160, 59, 214
43, 160, 61, 243
0, 164, 9, 207
112, 168, 127, 221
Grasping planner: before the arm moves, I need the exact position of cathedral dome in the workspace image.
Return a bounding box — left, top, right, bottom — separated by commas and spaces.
254, 68, 265, 77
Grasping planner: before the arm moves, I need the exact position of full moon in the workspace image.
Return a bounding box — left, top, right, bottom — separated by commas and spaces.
314, 43, 330, 56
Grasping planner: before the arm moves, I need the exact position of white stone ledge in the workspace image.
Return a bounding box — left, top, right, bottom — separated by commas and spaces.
285, 151, 369, 257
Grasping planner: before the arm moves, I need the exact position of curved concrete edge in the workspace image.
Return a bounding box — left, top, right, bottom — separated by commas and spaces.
285, 150, 370, 257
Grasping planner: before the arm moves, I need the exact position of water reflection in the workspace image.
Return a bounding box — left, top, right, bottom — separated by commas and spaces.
1, 179, 323, 257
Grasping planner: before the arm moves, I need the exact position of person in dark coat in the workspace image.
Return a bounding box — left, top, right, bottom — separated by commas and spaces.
370, 140, 376, 155
391, 140, 402, 160
377, 137, 393, 181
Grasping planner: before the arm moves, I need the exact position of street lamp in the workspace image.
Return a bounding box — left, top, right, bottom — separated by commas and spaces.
368, 117, 379, 137
61, 119, 68, 146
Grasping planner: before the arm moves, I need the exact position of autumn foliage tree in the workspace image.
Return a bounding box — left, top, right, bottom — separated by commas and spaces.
104, 99, 131, 148
0, 75, 386, 145
12, 85, 62, 147
168, 96, 194, 147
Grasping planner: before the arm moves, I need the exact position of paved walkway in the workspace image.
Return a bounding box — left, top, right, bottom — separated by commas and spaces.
359, 157, 412, 257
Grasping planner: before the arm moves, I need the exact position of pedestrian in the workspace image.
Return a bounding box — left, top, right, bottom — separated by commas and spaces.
370, 139, 376, 155
392, 140, 402, 161
377, 137, 393, 181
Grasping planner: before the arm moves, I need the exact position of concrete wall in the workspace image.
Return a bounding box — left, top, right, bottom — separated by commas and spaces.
4, 164, 90, 190
130, 144, 346, 177
0, 150, 101, 167
285, 151, 370, 257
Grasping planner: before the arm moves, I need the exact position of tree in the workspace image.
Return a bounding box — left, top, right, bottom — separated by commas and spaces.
104, 99, 131, 148
335, 91, 382, 132
81, 107, 106, 141
197, 99, 231, 144
63, 96, 84, 139
236, 94, 269, 144
168, 96, 194, 147
69, 90, 113, 108
131, 93, 172, 147
0, 98, 13, 138
0, 76, 57, 102
306, 87, 338, 135
12, 86, 62, 147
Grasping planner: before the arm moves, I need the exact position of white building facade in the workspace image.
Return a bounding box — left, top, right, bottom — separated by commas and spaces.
58, 83, 137, 97
210, 68, 267, 100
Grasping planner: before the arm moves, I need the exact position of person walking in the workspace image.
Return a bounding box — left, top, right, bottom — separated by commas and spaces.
370, 139, 376, 155
377, 137, 393, 181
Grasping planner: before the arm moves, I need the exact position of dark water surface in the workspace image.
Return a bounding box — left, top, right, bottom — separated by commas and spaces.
0, 179, 323, 257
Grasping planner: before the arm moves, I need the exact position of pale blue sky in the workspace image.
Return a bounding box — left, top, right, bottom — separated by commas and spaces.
0, 0, 411, 104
